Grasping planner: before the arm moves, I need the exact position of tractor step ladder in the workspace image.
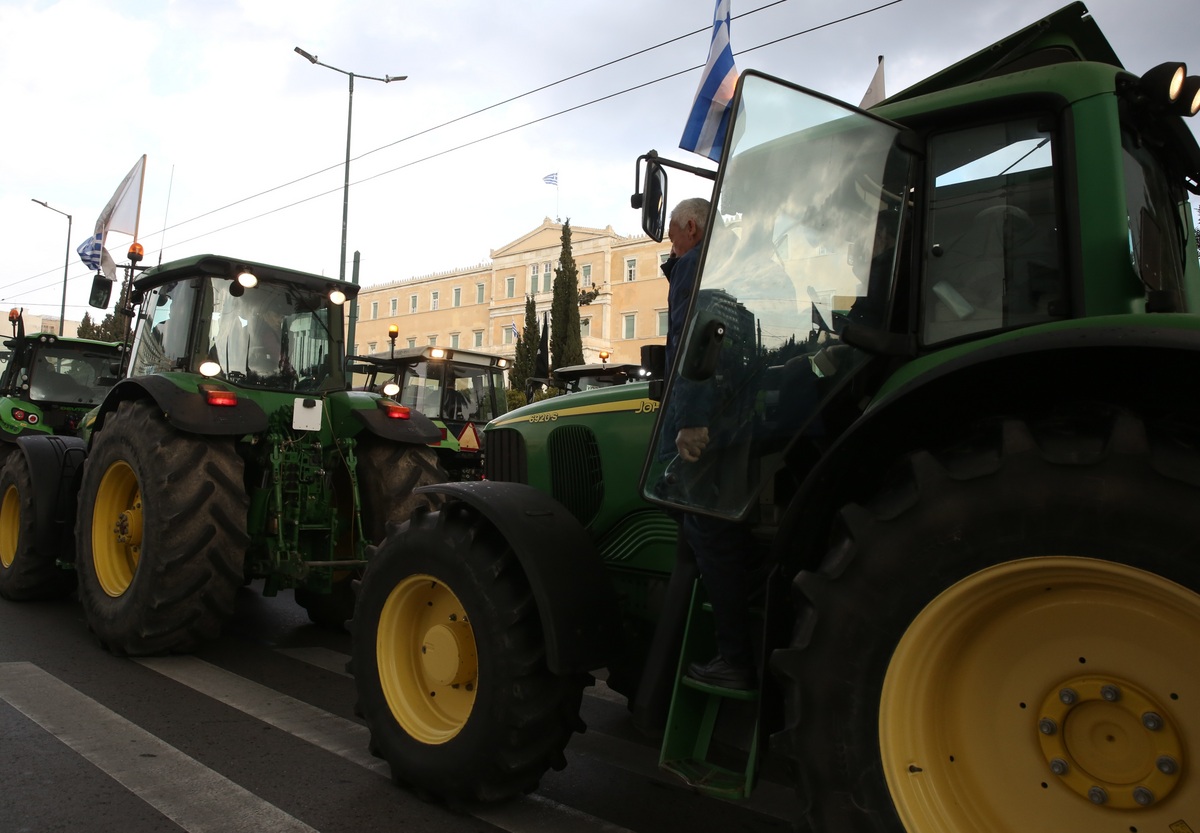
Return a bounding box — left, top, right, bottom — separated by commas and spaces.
658, 579, 762, 800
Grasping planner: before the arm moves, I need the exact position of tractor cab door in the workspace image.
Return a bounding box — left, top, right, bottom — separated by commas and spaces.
641, 71, 916, 521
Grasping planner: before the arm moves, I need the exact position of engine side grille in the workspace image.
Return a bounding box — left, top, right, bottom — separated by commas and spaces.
483, 427, 527, 483
548, 424, 604, 525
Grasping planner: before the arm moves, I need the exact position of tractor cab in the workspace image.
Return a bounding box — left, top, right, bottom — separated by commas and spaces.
349, 343, 509, 478
635, 3, 1200, 524
129, 254, 355, 394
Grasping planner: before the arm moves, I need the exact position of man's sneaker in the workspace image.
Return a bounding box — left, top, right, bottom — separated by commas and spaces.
685, 656, 756, 690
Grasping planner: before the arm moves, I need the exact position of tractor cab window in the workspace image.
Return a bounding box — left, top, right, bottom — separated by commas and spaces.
26, 346, 121, 404
645, 71, 913, 519
132, 281, 190, 376
397, 360, 443, 417
206, 281, 338, 391
1122, 129, 1192, 312
921, 117, 1066, 344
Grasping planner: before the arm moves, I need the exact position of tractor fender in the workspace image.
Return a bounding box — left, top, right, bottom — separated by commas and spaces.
352, 405, 443, 445
415, 480, 624, 674
14, 434, 88, 563
96, 376, 268, 435
774, 320, 1200, 574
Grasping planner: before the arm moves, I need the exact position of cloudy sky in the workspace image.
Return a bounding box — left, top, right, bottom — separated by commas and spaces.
3, 0, 1197, 322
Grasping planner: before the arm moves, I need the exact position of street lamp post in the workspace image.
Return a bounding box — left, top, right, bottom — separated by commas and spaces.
31, 198, 73, 335
294, 47, 406, 283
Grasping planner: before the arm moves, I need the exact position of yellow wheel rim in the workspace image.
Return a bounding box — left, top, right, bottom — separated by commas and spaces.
0, 484, 19, 569
90, 460, 143, 597
377, 573, 478, 744
882, 556, 1200, 832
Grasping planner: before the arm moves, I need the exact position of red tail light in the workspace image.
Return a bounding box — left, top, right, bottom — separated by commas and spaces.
199, 385, 238, 407
378, 399, 411, 420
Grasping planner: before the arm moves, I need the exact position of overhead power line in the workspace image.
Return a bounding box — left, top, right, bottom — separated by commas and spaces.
9, 0, 903, 304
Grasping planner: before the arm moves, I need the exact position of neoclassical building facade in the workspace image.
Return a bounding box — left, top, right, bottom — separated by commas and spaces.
350, 219, 673, 369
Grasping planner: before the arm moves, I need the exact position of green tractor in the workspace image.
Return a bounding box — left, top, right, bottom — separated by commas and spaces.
0, 312, 124, 599
352, 5, 1200, 830
350, 338, 510, 480
0, 253, 446, 649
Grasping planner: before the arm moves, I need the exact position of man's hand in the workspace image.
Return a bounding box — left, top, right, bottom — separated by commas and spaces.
676, 426, 709, 463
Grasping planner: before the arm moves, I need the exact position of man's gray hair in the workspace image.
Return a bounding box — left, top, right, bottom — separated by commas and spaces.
670, 197, 710, 232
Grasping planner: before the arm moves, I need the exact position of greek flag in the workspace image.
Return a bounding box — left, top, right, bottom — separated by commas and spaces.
679, 0, 738, 162
543, 173, 558, 186
76, 232, 103, 272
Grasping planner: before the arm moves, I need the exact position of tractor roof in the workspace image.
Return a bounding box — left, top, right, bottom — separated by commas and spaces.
134, 254, 359, 297
882, 2, 1120, 106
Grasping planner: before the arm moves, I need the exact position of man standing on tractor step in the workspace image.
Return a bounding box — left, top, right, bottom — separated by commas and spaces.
661, 197, 757, 691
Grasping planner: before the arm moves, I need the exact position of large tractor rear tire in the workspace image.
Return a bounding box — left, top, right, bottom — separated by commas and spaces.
773, 411, 1200, 833
296, 442, 447, 630
352, 504, 588, 803
0, 452, 75, 600
75, 399, 249, 656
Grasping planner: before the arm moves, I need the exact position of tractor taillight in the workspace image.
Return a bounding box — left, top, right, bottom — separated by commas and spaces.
378, 400, 411, 420
11, 408, 26, 422
200, 385, 238, 407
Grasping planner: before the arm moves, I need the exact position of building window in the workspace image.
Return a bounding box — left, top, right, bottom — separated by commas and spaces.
368, 341, 377, 354
623, 313, 636, 339
429, 336, 437, 346
530, 264, 538, 294
451, 333, 460, 349
431, 291, 439, 310
503, 326, 514, 345
581, 317, 591, 338
625, 258, 637, 281
506, 276, 515, 298
542, 262, 552, 293
390, 297, 398, 316
370, 301, 378, 319
581, 263, 592, 287
473, 330, 483, 347
352, 344, 359, 355
659, 251, 671, 266
657, 310, 669, 336
407, 338, 416, 348
476, 283, 484, 304
453, 287, 461, 307
409, 294, 417, 314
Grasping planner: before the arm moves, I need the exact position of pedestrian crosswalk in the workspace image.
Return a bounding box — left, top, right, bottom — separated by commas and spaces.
0, 647, 793, 833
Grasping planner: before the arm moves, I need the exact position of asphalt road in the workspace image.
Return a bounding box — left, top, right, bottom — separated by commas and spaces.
0, 583, 799, 833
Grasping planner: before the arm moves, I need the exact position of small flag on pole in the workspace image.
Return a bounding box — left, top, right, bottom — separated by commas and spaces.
76, 233, 103, 272
859, 55, 886, 108
543, 173, 558, 186
679, 0, 738, 162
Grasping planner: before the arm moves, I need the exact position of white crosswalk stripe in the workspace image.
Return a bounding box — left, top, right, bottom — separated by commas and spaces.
0, 661, 319, 833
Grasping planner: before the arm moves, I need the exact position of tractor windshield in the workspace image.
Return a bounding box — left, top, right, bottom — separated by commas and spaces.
132, 277, 345, 392
397, 359, 505, 422
24, 344, 122, 405
645, 71, 913, 519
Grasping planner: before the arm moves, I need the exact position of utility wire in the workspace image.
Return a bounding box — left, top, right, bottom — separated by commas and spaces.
10, 0, 903, 305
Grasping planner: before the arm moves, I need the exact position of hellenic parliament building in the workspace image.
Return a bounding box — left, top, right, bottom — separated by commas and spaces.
351, 219, 672, 368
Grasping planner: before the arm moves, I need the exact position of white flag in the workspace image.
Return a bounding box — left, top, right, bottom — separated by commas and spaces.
859, 56, 886, 109
78, 154, 146, 279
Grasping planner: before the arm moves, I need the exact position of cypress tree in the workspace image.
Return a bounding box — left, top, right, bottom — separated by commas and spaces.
550, 220, 584, 370
511, 295, 538, 391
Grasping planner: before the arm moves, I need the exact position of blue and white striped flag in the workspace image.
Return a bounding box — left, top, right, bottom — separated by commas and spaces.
76, 232, 103, 272
679, 0, 738, 162
543, 173, 558, 186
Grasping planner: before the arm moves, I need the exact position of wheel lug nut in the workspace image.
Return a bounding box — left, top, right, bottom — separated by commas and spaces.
1087, 786, 1107, 805
1132, 787, 1154, 806
1058, 688, 1077, 705
1038, 718, 1058, 736
1156, 755, 1178, 775
1100, 685, 1120, 702
1049, 758, 1069, 776
1142, 712, 1163, 731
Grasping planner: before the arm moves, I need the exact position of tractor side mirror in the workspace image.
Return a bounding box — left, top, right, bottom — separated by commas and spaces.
88, 275, 114, 309
632, 154, 668, 242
